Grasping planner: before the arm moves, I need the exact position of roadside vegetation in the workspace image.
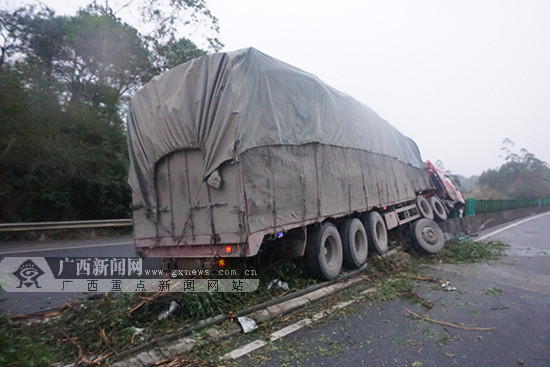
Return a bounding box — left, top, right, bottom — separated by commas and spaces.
431, 238, 508, 264
0, 259, 317, 366
460, 138, 550, 200
0, 237, 508, 366
0, 0, 221, 223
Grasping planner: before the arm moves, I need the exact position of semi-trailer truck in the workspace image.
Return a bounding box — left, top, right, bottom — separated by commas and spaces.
127, 48, 453, 280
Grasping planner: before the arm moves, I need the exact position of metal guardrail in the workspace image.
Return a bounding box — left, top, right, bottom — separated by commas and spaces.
0, 219, 132, 232
2, 198, 550, 231
465, 198, 550, 216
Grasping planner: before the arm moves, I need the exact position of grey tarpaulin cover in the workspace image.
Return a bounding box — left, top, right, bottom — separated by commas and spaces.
128, 48, 429, 241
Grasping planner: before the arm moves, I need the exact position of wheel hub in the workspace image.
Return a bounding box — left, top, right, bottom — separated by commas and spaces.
421, 227, 438, 245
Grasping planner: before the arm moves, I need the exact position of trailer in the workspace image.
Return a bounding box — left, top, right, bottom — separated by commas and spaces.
127, 48, 447, 280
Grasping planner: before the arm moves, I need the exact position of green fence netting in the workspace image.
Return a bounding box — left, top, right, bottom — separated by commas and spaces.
465, 198, 550, 216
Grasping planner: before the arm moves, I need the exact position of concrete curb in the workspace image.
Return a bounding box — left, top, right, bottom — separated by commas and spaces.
112, 274, 369, 367
438, 206, 550, 238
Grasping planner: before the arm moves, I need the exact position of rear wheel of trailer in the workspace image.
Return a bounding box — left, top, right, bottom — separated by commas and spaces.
304, 222, 343, 280
364, 211, 388, 255
339, 218, 369, 269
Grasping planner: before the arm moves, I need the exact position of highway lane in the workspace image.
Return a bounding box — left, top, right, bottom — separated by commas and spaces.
0, 235, 134, 256
225, 212, 550, 366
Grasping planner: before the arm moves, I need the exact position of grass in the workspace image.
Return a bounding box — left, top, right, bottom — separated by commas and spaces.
365, 237, 510, 312
371, 276, 426, 304
0, 258, 318, 366
484, 288, 503, 296
431, 239, 508, 264
0, 236, 510, 366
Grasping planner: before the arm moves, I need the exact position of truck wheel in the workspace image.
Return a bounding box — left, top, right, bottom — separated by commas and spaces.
416, 195, 434, 220
304, 222, 343, 280
364, 211, 388, 255
430, 196, 448, 222
339, 218, 368, 269
412, 218, 445, 254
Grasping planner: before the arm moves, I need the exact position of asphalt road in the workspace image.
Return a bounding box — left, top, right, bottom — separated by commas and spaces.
224, 212, 550, 367
2, 213, 550, 366
0, 236, 143, 314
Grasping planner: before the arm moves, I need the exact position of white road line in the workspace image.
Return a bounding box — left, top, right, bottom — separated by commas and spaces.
475, 211, 550, 242
221, 299, 359, 361
222, 339, 268, 360
0, 241, 133, 255
269, 318, 313, 341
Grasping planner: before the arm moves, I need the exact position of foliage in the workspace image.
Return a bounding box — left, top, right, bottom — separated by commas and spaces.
433, 239, 508, 264
454, 174, 479, 193
134, 0, 221, 72
476, 139, 550, 200
156, 37, 206, 72
0, 1, 222, 222
0, 258, 316, 366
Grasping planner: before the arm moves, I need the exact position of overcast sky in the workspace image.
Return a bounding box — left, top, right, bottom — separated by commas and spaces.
11, 0, 550, 176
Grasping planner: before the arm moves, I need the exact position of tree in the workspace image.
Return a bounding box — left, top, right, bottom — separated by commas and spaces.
65, 7, 152, 105
130, 0, 222, 72
14, 5, 151, 110
0, 1, 223, 222
135, 0, 222, 49
477, 139, 550, 200
0, 7, 24, 66
83, 0, 222, 72
0, 64, 71, 221
155, 36, 206, 72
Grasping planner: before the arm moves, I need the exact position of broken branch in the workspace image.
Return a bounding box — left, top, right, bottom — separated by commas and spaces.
60, 330, 85, 364
401, 272, 445, 284
405, 308, 495, 331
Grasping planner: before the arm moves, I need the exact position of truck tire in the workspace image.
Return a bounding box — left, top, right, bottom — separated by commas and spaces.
430, 196, 448, 222
364, 211, 388, 255
339, 218, 369, 269
412, 218, 445, 254
416, 195, 434, 220
304, 222, 343, 280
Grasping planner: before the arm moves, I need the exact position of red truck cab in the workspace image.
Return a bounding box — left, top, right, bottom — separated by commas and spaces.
425, 161, 466, 215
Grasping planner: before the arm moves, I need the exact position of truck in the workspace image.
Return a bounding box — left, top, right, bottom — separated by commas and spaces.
127, 48, 452, 280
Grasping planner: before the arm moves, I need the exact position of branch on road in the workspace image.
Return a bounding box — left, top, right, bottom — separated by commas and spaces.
401, 272, 445, 284
405, 308, 495, 331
